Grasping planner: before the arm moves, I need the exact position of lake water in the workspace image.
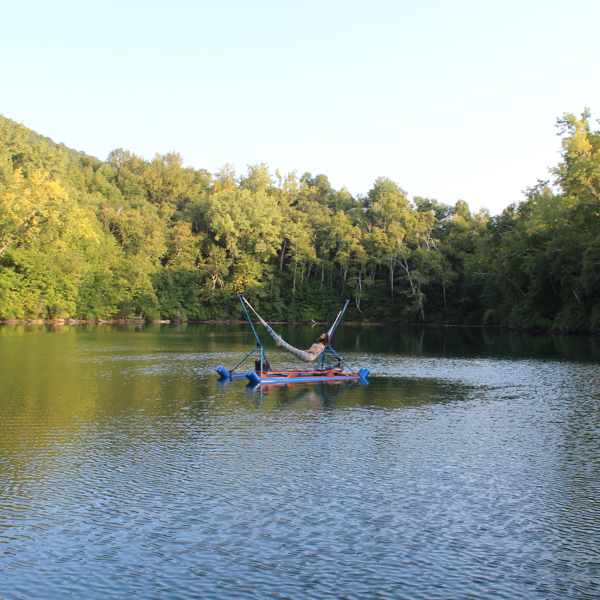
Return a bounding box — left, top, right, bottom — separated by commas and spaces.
1, 323, 600, 599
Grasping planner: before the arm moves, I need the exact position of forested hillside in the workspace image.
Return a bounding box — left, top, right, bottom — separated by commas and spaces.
1, 111, 599, 330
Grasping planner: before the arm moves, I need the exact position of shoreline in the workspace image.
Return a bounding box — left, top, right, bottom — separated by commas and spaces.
0, 317, 599, 337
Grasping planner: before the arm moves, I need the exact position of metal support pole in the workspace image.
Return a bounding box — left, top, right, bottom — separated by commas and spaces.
239, 294, 262, 347
328, 299, 349, 341
317, 299, 350, 370
231, 294, 269, 375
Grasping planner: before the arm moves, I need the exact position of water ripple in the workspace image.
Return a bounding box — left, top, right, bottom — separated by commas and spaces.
1, 328, 600, 598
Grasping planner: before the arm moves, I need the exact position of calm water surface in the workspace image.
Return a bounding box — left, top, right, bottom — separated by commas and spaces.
1, 324, 600, 599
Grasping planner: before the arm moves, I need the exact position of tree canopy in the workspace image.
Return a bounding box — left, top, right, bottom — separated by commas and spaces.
1, 111, 600, 330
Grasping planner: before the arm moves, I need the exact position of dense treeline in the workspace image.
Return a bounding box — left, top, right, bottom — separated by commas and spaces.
1, 111, 600, 329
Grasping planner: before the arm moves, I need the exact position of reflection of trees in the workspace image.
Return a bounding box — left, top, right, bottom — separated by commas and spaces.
318, 323, 600, 363
0, 325, 218, 493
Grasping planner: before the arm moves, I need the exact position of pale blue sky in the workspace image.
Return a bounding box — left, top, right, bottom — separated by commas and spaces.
2, 0, 598, 214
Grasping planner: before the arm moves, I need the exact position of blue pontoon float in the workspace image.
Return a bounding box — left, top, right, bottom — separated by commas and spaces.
216, 295, 369, 386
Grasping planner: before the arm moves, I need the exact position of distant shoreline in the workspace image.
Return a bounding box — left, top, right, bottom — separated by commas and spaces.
1, 318, 598, 337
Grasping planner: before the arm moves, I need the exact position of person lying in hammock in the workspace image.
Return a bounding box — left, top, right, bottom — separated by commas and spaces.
279, 333, 330, 354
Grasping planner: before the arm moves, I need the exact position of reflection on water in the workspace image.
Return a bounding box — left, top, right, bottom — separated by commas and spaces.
1, 323, 600, 599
